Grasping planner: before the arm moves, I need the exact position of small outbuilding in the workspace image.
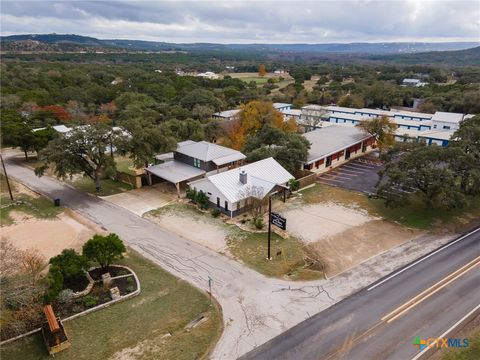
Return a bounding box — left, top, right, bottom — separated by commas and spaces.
41, 305, 71, 355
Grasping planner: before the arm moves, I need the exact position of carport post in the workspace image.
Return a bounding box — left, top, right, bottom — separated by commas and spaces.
175, 183, 180, 198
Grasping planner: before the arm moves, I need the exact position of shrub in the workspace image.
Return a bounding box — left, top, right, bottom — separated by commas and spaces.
254, 218, 264, 229
49, 249, 88, 282
186, 187, 197, 202
211, 208, 221, 217
196, 190, 210, 209
83, 295, 98, 308
57, 289, 75, 305
44, 266, 64, 304
288, 179, 300, 192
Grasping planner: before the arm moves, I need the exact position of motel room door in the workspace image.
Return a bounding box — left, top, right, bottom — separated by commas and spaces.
326, 156, 332, 167
345, 149, 351, 160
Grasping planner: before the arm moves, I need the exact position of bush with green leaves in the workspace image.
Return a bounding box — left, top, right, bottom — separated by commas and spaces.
211, 208, 221, 217
83, 295, 98, 308
288, 179, 300, 192
82, 233, 126, 272
49, 249, 88, 282
195, 190, 210, 209
44, 265, 63, 304
186, 188, 198, 202
254, 218, 264, 229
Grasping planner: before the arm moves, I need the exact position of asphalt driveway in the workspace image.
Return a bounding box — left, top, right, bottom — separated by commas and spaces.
317, 152, 383, 194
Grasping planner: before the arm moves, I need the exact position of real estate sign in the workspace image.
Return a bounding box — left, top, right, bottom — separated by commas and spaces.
271, 212, 286, 230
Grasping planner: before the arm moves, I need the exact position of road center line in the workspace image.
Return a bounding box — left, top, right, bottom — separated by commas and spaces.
367, 227, 480, 291
381, 257, 480, 323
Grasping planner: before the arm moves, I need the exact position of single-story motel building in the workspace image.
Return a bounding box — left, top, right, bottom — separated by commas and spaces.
188, 157, 293, 217
301, 124, 375, 174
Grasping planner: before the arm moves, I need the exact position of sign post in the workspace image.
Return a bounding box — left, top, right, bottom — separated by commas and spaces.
267, 195, 287, 260
207, 275, 213, 303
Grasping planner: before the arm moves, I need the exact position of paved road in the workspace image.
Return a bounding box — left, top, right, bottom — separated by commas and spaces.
241, 228, 480, 360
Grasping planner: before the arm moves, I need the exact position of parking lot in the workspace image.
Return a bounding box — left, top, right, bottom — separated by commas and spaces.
317, 152, 383, 194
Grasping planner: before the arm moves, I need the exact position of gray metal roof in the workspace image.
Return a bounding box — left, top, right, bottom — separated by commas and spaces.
431, 112, 464, 124
176, 141, 246, 163
189, 157, 293, 203
146, 161, 205, 184
303, 125, 371, 163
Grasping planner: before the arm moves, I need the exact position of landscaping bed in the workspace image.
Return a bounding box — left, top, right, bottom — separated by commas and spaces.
1, 251, 222, 360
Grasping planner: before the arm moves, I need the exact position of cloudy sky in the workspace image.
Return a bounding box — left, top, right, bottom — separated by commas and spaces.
1, 0, 479, 43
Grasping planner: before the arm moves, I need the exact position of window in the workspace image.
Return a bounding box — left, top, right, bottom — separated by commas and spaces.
193, 158, 201, 168
217, 197, 220, 207
443, 125, 451, 130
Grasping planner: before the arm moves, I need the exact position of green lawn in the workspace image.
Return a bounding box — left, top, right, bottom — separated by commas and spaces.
71, 177, 133, 197
148, 204, 323, 280
115, 157, 140, 176
240, 77, 269, 84
0, 250, 223, 360
299, 183, 480, 231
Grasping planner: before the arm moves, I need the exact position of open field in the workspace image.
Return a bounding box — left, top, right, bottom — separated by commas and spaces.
225, 72, 292, 85
0, 250, 223, 360
145, 203, 323, 280
303, 75, 320, 91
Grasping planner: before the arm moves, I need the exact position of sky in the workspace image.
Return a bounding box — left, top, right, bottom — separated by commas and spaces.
1, 0, 479, 44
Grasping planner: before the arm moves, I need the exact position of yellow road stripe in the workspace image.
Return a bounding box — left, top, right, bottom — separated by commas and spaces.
381, 256, 480, 323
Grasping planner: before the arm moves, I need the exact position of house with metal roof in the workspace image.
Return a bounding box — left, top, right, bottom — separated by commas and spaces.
146, 140, 246, 196
188, 157, 293, 217
212, 109, 241, 122
431, 111, 464, 130
302, 125, 375, 173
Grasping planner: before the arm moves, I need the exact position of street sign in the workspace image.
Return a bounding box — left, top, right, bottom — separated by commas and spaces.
270, 212, 286, 230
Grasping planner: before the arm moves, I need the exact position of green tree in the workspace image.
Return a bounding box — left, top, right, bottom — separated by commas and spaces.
337, 94, 364, 108
244, 125, 310, 173
162, 118, 204, 142
82, 233, 126, 272
36, 124, 125, 192
0, 110, 36, 160
49, 249, 88, 282
378, 144, 465, 209
122, 118, 176, 168
356, 116, 396, 155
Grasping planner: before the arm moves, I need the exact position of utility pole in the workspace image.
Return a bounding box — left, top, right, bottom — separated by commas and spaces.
0, 153, 14, 201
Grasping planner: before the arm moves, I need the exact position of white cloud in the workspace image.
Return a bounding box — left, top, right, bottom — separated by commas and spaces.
1, 0, 479, 43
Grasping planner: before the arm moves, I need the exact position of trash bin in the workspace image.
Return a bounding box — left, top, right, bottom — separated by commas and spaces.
54, 199, 61, 207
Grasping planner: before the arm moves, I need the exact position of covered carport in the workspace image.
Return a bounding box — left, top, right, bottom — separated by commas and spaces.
145, 161, 205, 197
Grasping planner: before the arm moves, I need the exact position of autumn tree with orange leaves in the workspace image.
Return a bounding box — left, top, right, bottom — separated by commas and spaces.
224, 101, 297, 150
258, 64, 267, 77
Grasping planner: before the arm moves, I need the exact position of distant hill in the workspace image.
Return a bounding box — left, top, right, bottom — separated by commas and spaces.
369, 46, 480, 66
1, 33, 478, 55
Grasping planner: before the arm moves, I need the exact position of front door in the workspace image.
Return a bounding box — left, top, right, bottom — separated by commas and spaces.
224, 201, 228, 211
362, 142, 367, 153
217, 197, 220, 207
345, 149, 351, 160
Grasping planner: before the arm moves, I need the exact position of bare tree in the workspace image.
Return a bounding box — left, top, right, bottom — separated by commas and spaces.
237, 185, 267, 220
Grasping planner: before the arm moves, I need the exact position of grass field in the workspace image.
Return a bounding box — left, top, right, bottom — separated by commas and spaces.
0, 250, 223, 360
71, 177, 133, 197
115, 157, 137, 176
300, 183, 480, 231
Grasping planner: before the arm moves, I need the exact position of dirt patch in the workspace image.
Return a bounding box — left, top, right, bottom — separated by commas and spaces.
1, 210, 105, 259
309, 220, 420, 276
147, 212, 230, 253
283, 202, 374, 243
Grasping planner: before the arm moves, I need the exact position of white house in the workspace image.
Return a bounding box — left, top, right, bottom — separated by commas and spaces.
188, 157, 294, 217
212, 109, 241, 122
